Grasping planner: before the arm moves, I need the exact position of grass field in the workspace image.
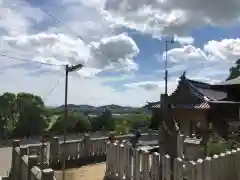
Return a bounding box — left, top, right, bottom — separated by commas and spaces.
54, 163, 106, 180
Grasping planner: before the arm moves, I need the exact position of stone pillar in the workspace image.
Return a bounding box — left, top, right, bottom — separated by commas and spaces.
84, 134, 90, 161
11, 140, 20, 179
49, 137, 60, 166
19, 146, 28, 180
41, 169, 54, 180
28, 155, 38, 180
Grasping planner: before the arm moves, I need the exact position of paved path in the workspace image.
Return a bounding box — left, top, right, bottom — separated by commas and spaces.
55, 163, 106, 180
0, 147, 12, 176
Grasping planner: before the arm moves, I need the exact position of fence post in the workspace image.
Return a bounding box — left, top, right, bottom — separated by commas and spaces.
174, 157, 183, 180
133, 149, 141, 180
19, 146, 28, 180
162, 155, 171, 180
105, 141, 111, 177
196, 159, 203, 180
236, 148, 240, 180
41, 169, 54, 180
28, 155, 38, 180
50, 137, 60, 166
11, 140, 20, 179
84, 134, 90, 159
204, 157, 212, 180
177, 134, 184, 158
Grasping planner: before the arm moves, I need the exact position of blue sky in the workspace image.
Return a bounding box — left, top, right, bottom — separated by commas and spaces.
0, 0, 239, 106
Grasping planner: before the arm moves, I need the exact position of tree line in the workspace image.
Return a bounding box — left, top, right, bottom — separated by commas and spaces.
0, 92, 158, 139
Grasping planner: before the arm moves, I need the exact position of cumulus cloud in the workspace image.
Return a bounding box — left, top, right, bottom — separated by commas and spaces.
0, 32, 139, 76
167, 38, 240, 64
0, 0, 44, 36
89, 33, 139, 72
161, 38, 240, 80
204, 39, 240, 62
100, 0, 240, 38
174, 36, 194, 45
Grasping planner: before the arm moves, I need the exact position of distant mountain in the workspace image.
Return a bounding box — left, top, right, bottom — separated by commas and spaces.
57, 104, 150, 114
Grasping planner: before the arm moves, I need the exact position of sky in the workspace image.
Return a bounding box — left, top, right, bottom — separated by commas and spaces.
0, 0, 240, 107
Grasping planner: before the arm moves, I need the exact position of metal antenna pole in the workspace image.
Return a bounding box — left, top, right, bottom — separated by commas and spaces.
164, 40, 168, 95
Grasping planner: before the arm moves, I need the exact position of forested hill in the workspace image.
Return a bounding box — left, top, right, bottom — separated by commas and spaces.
56, 104, 149, 114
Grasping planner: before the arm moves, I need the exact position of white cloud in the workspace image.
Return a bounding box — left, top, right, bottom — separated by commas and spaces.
100, 0, 240, 38
124, 79, 178, 92
0, 0, 44, 35
174, 36, 194, 45
0, 32, 139, 76
89, 33, 139, 72
167, 39, 240, 64
0, 0, 146, 106
161, 38, 240, 80
204, 39, 240, 62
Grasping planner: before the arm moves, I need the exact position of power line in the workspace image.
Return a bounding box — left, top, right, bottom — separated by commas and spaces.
42, 76, 62, 101
0, 53, 65, 66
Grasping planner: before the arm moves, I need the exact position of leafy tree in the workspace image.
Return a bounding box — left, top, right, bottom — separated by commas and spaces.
227, 59, 240, 80
149, 111, 162, 130
50, 111, 90, 133
124, 114, 150, 130
92, 108, 115, 131
12, 93, 47, 137
0, 92, 17, 138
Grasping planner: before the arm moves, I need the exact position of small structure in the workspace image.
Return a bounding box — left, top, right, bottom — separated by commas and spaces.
147, 73, 240, 139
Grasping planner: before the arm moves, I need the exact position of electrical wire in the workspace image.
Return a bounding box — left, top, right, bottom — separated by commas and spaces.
42, 76, 63, 101
0, 53, 65, 66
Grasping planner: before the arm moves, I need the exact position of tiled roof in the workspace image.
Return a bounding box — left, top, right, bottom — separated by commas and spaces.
187, 79, 227, 101
214, 76, 240, 86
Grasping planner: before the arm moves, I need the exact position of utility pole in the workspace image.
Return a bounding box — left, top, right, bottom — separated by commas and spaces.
62, 65, 68, 180
62, 63, 83, 180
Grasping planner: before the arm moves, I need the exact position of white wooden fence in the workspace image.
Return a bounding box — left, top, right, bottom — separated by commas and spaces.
105, 141, 240, 180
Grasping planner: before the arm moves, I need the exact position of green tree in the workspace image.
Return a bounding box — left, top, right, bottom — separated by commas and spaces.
149, 111, 162, 130
227, 59, 240, 80
13, 93, 47, 137
50, 111, 90, 133
0, 92, 17, 137
124, 114, 150, 130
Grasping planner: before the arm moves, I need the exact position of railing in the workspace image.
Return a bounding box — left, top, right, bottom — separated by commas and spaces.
8, 131, 158, 172
11, 140, 55, 180
49, 132, 158, 167
105, 140, 240, 180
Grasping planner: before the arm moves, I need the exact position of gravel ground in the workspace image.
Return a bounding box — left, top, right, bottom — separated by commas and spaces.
0, 147, 12, 177
55, 163, 106, 180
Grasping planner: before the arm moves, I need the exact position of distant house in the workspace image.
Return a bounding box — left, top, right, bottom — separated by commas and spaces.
147, 73, 240, 139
